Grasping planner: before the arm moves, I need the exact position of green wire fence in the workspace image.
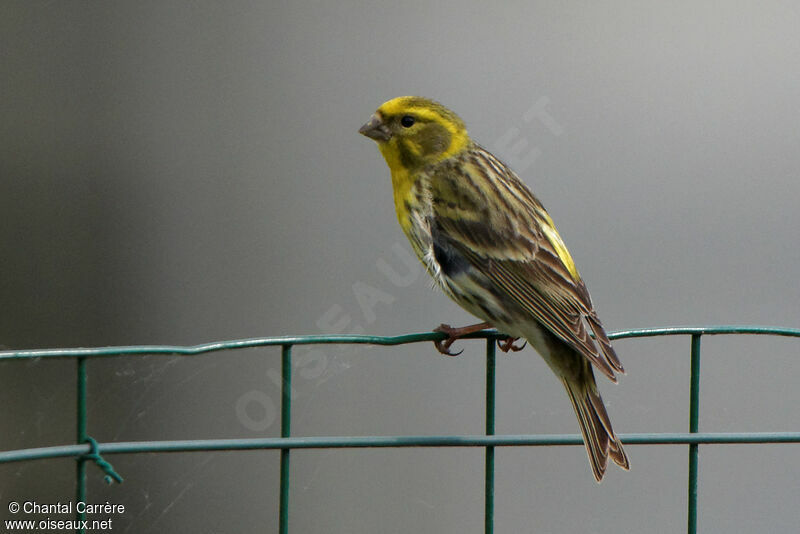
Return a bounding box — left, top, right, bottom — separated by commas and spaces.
2, 325, 800, 534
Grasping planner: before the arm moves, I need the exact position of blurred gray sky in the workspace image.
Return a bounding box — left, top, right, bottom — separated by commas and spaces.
2, 1, 800, 533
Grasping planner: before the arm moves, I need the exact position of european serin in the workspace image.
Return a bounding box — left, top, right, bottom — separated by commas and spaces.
359, 96, 629, 481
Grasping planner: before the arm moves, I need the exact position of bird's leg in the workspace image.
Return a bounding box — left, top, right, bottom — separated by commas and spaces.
433, 322, 491, 356
497, 337, 527, 353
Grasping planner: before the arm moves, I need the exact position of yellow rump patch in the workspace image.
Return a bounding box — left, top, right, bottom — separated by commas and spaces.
540, 213, 581, 281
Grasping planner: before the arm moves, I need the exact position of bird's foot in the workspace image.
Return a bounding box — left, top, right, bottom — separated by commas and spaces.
433, 322, 491, 356
497, 336, 527, 353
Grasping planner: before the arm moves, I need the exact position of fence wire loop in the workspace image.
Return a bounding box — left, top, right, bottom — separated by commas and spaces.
82, 436, 123, 485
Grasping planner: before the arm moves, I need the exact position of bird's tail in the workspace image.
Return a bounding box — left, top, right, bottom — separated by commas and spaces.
561, 374, 630, 482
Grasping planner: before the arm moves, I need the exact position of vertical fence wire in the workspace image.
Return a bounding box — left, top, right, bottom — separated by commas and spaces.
76, 356, 88, 533
279, 344, 293, 534
485, 339, 496, 534
687, 334, 702, 534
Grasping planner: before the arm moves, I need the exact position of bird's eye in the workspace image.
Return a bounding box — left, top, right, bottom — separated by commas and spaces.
400, 115, 416, 128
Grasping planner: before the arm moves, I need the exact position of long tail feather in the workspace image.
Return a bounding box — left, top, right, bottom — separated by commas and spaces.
561, 376, 630, 482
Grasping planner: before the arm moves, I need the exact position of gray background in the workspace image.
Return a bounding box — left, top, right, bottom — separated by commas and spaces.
2, 1, 799, 532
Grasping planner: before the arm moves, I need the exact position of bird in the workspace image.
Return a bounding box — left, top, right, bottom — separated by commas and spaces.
358, 96, 629, 481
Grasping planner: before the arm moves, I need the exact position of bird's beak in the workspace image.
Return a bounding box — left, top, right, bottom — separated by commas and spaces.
358, 113, 391, 142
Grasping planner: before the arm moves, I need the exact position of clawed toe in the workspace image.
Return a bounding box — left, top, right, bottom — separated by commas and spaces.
434, 338, 464, 356
433, 324, 464, 356
497, 337, 526, 353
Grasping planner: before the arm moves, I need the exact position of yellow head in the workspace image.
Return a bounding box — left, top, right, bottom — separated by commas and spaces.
359, 96, 470, 172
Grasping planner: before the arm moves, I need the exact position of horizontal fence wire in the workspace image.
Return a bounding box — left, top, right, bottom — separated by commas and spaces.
3, 325, 800, 361
1, 325, 800, 534
4, 431, 800, 463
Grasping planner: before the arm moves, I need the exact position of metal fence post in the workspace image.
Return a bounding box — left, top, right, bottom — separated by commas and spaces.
279, 345, 293, 534
485, 339, 496, 534
76, 356, 88, 533
688, 334, 701, 534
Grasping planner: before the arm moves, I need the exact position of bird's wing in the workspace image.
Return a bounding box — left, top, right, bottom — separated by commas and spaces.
428, 147, 623, 380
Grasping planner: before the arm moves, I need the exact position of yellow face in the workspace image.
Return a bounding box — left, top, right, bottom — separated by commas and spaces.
359, 96, 470, 172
